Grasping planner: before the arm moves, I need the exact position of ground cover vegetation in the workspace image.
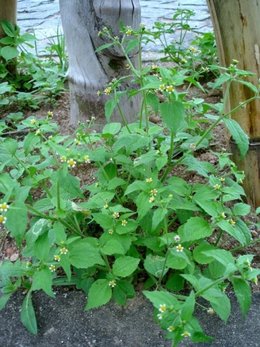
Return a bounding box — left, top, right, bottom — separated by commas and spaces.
0, 10, 259, 347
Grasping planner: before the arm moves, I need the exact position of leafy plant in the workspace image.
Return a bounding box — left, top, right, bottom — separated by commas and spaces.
0, 21, 67, 110
0, 18, 259, 347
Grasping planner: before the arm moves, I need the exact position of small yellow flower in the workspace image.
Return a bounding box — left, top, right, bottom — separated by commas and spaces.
84, 155, 91, 164
165, 85, 175, 93
121, 220, 128, 226
176, 244, 184, 252
229, 218, 236, 225
221, 212, 226, 219
181, 331, 191, 338
157, 313, 163, 320
35, 129, 41, 136
0, 215, 7, 224
103, 203, 109, 209
159, 304, 167, 313
54, 255, 61, 262
74, 139, 81, 145
104, 87, 112, 95
149, 196, 155, 203
151, 64, 158, 70
125, 26, 133, 36
47, 111, 53, 118
189, 143, 196, 150
167, 326, 175, 332
181, 58, 187, 64
189, 46, 198, 53
108, 229, 114, 235
108, 280, 117, 288
213, 184, 221, 190
0, 202, 9, 212
30, 118, 37, 125
146, 177, 153, 183
150, 189, 158, 196
220, 177, 225, 182
60, 247, 69, 255
159, 84, 165, 92
67, 159, 76, 168
113, 212, 120, 219
49, 264, 56, 272
60, 155, 67, 163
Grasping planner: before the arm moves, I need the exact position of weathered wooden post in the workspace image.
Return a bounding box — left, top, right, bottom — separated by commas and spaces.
0, 0, 17, 36
59, 0, 141, 128
207, 0, 260, 208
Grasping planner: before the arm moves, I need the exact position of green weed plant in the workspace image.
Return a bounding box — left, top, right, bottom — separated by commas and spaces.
0, 16, 259, 347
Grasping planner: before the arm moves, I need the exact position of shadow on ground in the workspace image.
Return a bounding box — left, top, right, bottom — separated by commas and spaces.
0, 290, 259, 347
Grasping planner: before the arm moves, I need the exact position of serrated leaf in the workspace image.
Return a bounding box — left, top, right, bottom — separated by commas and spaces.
181, 217, 212, 242
217, 220, 247, 245
193, 242, 215, 264
159, 101, 186, 133
124, 180, 146, 195
232, 277, 251, 316
143, 290, 179, 309
181, 292, 195, 321
152, 208, 168, 231
6, 203, 28, 245
32, 268, 54, 297
85, 279, 112, 310
0, 293, 12, 310
105, 97, 118, 122
20, 292, 37, 335
112, 256, 140, 278
102, 122, 121, 135
144, 254, 168, 278
68, 239, 105, 268
223, 118, 249, 157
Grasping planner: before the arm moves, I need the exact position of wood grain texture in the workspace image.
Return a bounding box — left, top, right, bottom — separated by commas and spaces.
59, 0, 141, 127
207, 0, 260, 140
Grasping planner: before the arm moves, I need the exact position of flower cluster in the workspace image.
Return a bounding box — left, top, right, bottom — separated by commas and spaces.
0, 202, 9, 226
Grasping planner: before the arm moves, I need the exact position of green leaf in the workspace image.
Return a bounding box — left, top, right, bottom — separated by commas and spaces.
181, 217, 212, 242
6, 203, 27, 245
92, 213, 113, 229
181, 292, 195, 321
112, 256, 140, 278
69, 239, 105, 269
232, 203, 251, 216
105, 98, 118, 122
124, 180, 146, 195
152, 208, 168, 231
20, 292, 37, 335
33, 232, 50, 261
217, 220, 247, 245
32, 268, 54, 297
85, 279, 112, 310
166, 249, 189, 270
143, 290, 179, 309
0, 293, 12, 310
159, 101, 186, 133
193, 242, 215, 264
203, 249, 234, 267
1, 46, 19, 60
202, 288, 231, 322
232, 278, 251, 316
1, 21, 16, 37
102, 122, 121, 135
144, 254, 168, 278
83, 192, 114, 209
223, 118, 249, 157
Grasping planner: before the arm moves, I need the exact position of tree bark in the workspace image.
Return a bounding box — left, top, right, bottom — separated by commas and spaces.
207, 0, 260, 208
0, 0, 17, 36
59, 0, 141, 128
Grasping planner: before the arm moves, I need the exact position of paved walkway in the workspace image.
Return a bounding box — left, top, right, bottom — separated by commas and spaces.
17, 0, 211, 54
0, 290, 259, 347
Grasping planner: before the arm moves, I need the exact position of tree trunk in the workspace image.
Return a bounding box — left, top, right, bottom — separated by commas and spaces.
0, 0, 17, 36
207, 0, 260, 208
59, 0, 141, 128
